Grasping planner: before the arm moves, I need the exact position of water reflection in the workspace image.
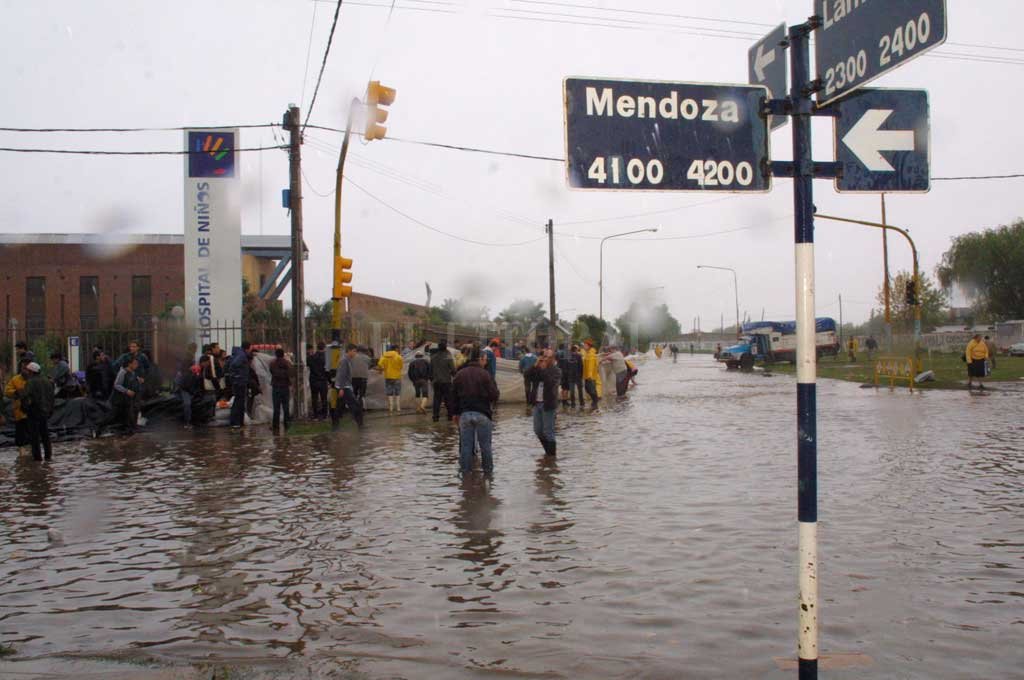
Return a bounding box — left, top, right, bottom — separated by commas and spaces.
0, 356, 1022, 678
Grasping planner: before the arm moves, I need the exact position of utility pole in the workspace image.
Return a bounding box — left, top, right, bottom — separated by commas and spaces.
881, 193, 892, 351
546, 219, 556, 346
284, 105, 306, 419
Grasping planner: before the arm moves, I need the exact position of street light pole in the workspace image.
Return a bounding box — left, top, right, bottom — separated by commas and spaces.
697, 265, 740, 339
599, 228, 659, 321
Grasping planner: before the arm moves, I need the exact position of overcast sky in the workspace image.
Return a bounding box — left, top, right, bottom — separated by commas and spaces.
1, 0, 1020, 328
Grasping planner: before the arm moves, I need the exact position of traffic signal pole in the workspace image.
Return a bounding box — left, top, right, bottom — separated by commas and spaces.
331, 98, 359, 352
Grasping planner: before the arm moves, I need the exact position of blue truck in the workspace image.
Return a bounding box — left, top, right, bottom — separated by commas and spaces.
717, 318, 840, 369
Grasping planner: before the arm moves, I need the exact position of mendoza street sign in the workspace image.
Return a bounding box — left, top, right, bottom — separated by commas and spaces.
814, 0, 947, 107
748, 23, 788, 130
834, 88, 930, 193
564, 77, 770, 192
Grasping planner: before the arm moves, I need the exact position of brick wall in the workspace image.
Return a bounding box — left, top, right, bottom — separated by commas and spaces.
1, 243, 183, 335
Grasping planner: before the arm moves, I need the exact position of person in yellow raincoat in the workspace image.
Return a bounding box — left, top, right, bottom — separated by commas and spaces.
4, 363, 31, 458
965, 333, 990, 391
582, 339, 602, 409
654, 345, 663, 359
377, 345, 405, 413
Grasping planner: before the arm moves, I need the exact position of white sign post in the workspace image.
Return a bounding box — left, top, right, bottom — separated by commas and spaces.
183, 128, 242, 351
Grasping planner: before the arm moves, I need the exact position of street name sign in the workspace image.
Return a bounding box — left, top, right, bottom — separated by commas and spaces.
563, 77, 770, 192
833, 88, 929, 193
748, 23, 788, 130
814, 0, 947, 107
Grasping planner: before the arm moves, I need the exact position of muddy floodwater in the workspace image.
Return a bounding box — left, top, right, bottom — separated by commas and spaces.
1, 356, 1022, 678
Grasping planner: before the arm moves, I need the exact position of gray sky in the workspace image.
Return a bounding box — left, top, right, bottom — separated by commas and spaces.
1, 0, 1020, 328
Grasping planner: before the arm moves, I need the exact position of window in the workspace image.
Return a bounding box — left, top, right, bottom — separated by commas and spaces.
25, 277, 46, 342
80, 276, 99, 329
131, 275, 151, 329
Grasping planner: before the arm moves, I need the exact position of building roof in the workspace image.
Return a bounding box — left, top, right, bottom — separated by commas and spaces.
0, 233, 305, 257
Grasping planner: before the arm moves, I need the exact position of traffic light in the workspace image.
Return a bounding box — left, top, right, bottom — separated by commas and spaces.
905, 279, 918, 307
365, 81, 397, 141
333, 255, 353, 299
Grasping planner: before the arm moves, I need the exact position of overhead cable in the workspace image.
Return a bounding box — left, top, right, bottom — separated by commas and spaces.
302, 0, 345, 133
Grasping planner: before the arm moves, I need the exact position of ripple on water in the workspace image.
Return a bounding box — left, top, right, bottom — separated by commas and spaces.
1, 355, 1022, 677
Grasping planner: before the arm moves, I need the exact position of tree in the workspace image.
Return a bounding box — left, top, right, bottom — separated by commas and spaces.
613, 303, 682, 350
439, 297, 489, 323
572, 314, 611, 343
496, 299, 546, 329
936, 219, 1024, 321
875, 270, 948, 333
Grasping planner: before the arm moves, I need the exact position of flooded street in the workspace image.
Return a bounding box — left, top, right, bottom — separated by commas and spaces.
1, 356, 1022, 678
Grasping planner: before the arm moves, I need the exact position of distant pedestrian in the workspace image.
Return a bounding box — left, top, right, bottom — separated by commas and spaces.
227, 342, 253, 428
430, 341, 456, 422
984, 335, 997, 370
22, 362, 55, 461
377, 344, 405, 414
689, 343, 694, 355
847, 337, 858, 362
965, 333, 990, 391
527, 349, 560, 457
307, 343, 329, 420
49, 352, 78, 399
603, 346, 629, 398
106, 357, 141, 436
518, 345, 538, 403
568, 344, 584, 408
351, 346, 372, 407
113, 341, 150, 386
85, 350, 115, 400
408, 351, 432, 414
452, 348, 500, 477
671, 344, 679, 363
269, 348, 292, 432
331, 344, 364, 429
175, 347, 198, 429
582, 339, 601, 409
865, 335, 879, 361
4, 362, 31, 458
483, 341, 499, 380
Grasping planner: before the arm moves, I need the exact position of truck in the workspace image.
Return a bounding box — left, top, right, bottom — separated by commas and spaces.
716, 318, 840, 369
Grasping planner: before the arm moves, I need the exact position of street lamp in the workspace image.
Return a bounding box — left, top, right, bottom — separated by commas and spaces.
697, 265, 740, 339
599, 228, 659, 320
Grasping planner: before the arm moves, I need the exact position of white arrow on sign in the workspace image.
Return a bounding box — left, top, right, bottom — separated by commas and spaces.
753, 42, 776, 82
842, 109, 915, 172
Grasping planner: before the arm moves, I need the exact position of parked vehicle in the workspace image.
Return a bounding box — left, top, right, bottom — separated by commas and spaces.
717, 318, 840, 369
1008, 342, 1024, 357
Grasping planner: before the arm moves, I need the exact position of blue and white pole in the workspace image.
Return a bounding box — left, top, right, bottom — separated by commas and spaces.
789, 20, 819, 680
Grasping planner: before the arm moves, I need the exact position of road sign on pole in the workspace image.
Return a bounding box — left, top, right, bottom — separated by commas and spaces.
563, 77, 770, 192
748, 23, 788, 130
834, 88, 929, 193
814, 0, 946, 107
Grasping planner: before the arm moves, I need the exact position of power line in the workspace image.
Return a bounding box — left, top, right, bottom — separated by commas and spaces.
933, 173, 1024, 181
0, 145, 285, 156
343, 175, 547, 247
299, 0, 319, 111
302, 0, 344, 134
0, 123, 278, 133
510, 0, 774, 29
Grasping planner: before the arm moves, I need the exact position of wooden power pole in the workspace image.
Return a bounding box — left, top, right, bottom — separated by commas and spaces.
285, 105, 306, 418
547, 219, 556, 347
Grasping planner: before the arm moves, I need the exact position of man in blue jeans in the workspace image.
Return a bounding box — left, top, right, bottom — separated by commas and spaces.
228, 342, 253, 429
526, 348, 561, 457
452, 348, 500, 476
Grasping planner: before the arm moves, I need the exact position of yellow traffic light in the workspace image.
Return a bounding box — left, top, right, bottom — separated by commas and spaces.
365, 81, 396, 141
333, 255, 353, 299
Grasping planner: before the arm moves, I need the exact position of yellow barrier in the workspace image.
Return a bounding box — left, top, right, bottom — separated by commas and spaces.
874, 356, 915, 392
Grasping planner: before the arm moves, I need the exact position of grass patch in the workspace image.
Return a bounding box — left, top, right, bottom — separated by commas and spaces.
0, 643, 15, 657
766, 351, 1024, 389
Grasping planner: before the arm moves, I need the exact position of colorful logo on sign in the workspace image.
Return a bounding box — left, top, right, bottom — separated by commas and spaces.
188, 131, 235, 178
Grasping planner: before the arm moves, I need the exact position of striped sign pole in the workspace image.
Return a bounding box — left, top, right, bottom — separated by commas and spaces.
788, 21, 819, 680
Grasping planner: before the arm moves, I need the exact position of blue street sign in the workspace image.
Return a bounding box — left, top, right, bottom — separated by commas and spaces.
564, 77, 770, 192
748, 23, 788, 130
814, 0, 946, 107
834, 88, 929, 193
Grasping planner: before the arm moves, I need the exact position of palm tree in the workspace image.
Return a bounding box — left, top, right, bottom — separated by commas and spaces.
305, 300, 334, 343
